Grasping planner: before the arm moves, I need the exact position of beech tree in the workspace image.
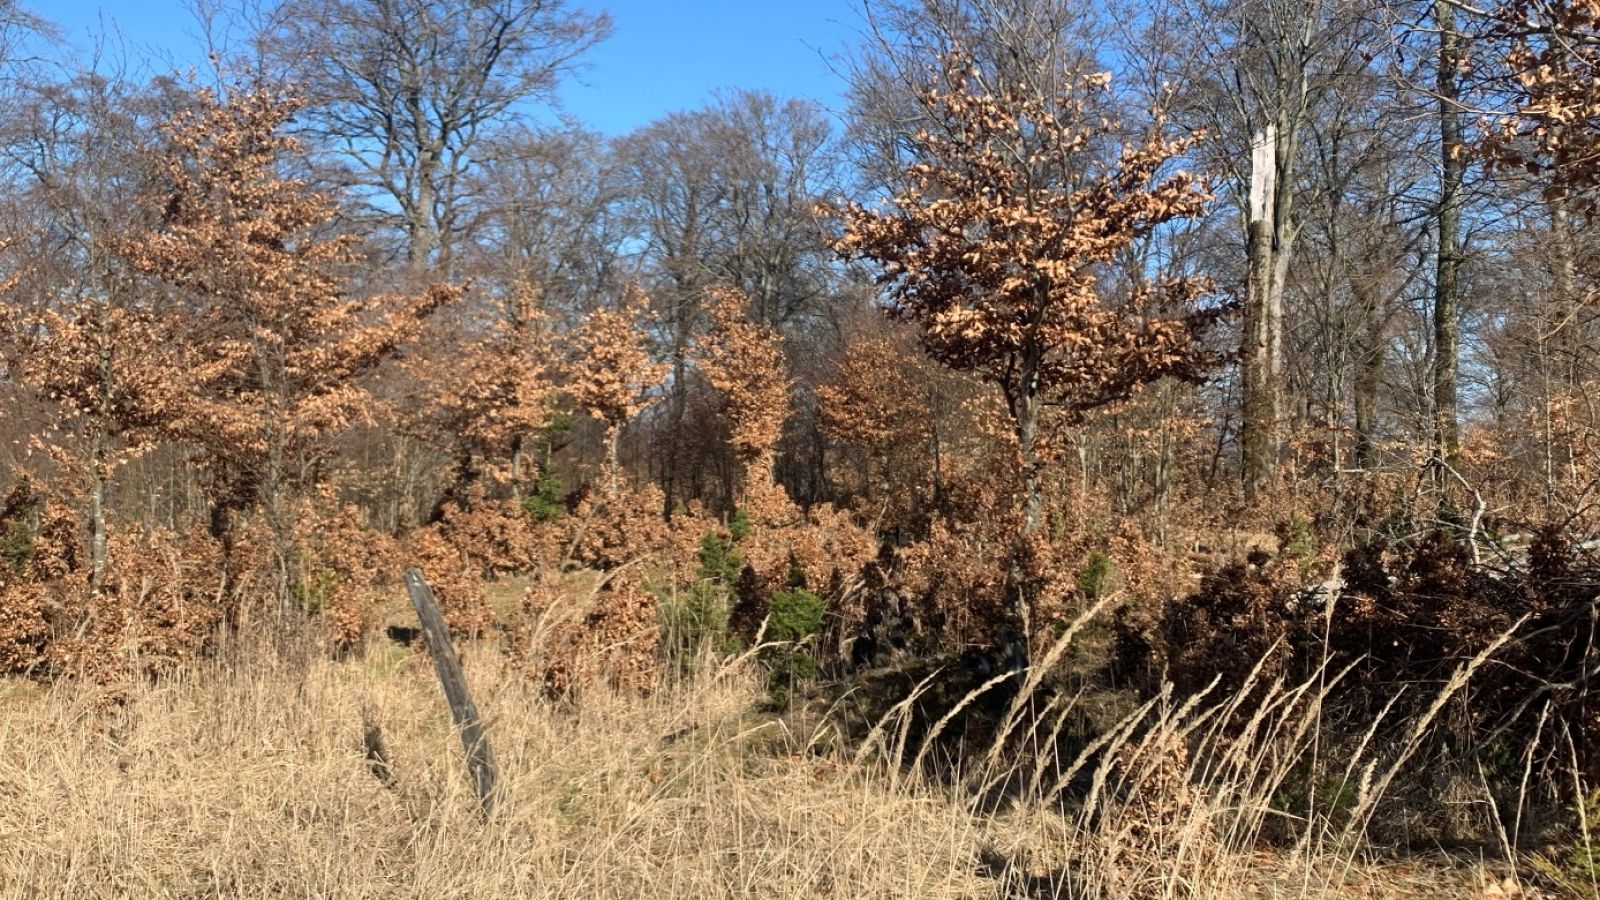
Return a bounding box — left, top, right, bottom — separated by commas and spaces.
115, 84, 449, 602
833, 55, 1224, 538
698, 288, 792, 492
0, 72, 181, 593
567, 291, 668, 495
421, 279, 553, 511
1433, 0, 1468, 468
832, 54, 1224, 662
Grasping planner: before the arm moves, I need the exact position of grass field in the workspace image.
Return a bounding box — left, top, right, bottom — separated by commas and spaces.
0, 628, 1531, 900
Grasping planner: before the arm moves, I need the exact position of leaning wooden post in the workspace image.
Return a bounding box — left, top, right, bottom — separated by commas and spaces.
403, 567, 500, 815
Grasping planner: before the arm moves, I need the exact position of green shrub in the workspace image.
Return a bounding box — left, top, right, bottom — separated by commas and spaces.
768, 587, 824, 642
697, 530, 743, 587
658, 528, 746, 667
1076, 550, 1113, 601
764, 587, 825, 707
658, 580, 732, 666
1, 519, 32, 576
1280, 513, 1318, 573
521, 462, 565, 523
292, 566, 339, 614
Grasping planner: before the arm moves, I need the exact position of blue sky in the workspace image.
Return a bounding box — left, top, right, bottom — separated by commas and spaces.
43, 0, 863, 135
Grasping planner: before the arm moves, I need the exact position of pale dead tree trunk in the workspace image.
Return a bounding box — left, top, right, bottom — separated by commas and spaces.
1242, 125, 1279, 501
1432, 0, 1464, 469
1007, 368, 1042, 676
87, 421, 108, 594
88, 314, 113, 594
1268, 116, 1297, 432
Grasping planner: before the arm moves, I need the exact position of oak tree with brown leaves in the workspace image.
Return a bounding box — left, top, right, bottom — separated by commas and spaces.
421, 280, 554, 511
0, 301, 187, 592
832, 56, 1224, 534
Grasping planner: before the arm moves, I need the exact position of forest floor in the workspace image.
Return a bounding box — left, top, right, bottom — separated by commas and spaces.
0, 604, 1548, 899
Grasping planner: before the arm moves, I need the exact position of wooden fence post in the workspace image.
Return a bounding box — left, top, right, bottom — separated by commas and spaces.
403, 568, 500, 815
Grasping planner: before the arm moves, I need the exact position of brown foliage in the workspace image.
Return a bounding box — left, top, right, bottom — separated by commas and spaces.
568, 290, 668, 492
0, 480, 81, 674
698, 288, 791, 486
0, 479, 226, 684
726, 479, 878, 645
406, 524, 495, 637
292, 494, 400, 649
111, 83, 448, 564
1115, 529, 1600, 780
524, 571, 660, 698
567, 479, 674, 572
1487, 0, 1600, 207
817, 327, 936, 456
45, 526, 227, 685
829, 54, 1224, 425
414, 280, 554, 500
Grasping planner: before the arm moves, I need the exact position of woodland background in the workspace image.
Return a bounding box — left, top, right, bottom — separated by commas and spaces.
2, 0, 1600, 897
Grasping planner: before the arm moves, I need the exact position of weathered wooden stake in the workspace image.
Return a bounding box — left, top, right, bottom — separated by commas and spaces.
403, 567, 500, 815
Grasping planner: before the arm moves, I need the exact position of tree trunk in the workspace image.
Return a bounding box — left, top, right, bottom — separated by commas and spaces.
1432, 0, 1464, 467
1242, 216, 1277, 500
1242, 127, 1281, 502
509, 434, 525, 505
605, 423, 622, 498
409, 141, 440, 272
1005, 370, 1043, 674
1550, 192, 1579, 390
88, 429, 107, 595
1353, 279, 1384, 470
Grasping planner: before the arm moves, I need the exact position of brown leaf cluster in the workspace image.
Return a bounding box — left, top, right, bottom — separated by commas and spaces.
568, 291, 668, 431
567, 479, 674, 572
0, 480, 227, 685
829, 53, 1226, 422
291, 492, 400, 649
698, 289, 792, 484
524, 571, 660, 698
414, 280, 554, 491
110, 84, 449, 533
1488, 0, 1600, 207
726, 479, 878, 643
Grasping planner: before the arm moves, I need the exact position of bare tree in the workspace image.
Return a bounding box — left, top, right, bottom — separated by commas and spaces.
1129, 0, 1386, 501
263, 0, 612, 273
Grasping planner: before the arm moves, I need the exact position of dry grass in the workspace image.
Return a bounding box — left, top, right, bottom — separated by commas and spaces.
0, 632, 1525, 899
